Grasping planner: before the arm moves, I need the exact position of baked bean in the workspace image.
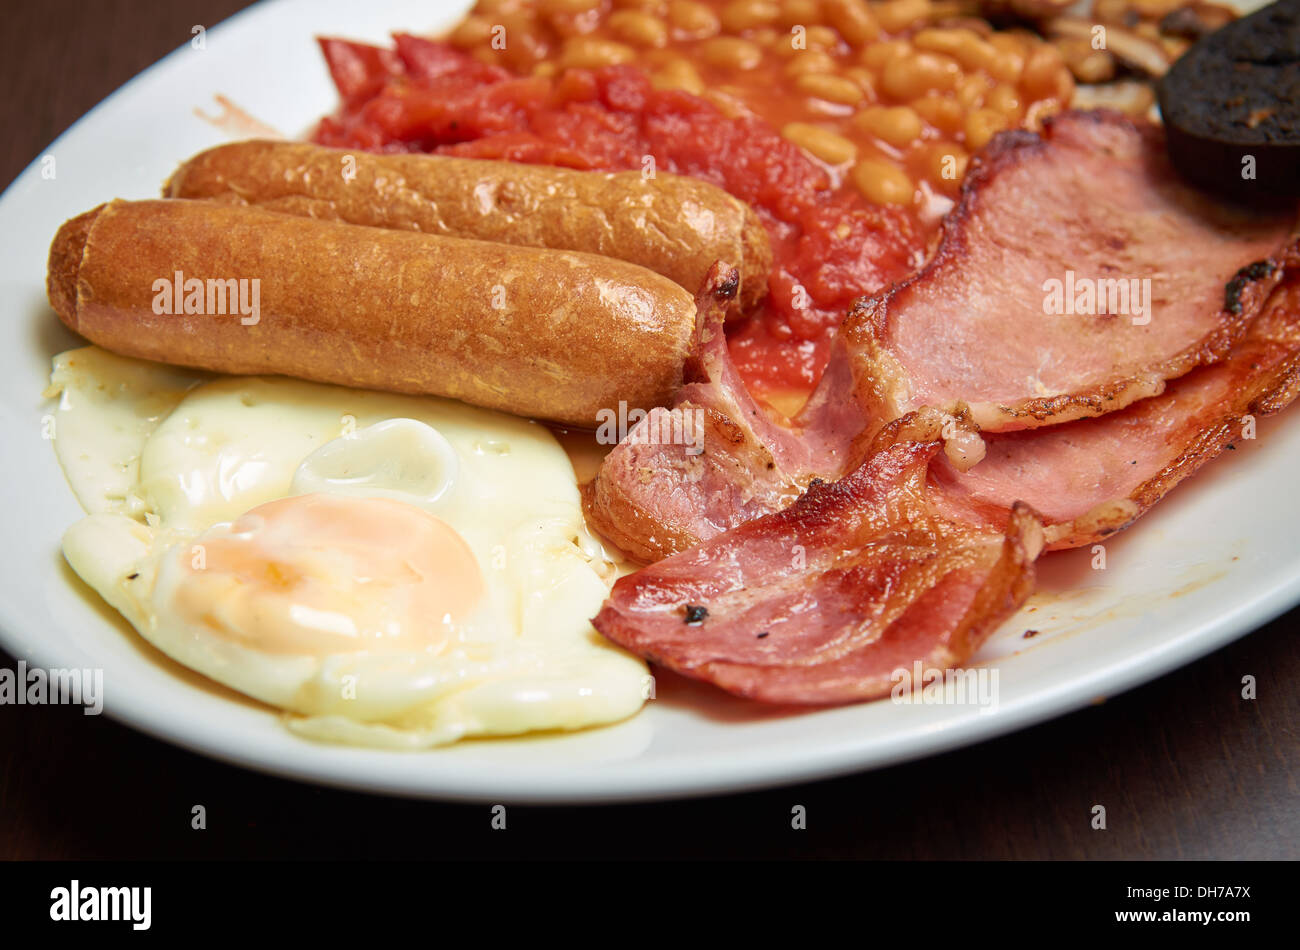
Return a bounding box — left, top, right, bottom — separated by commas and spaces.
851, 158, 913, 204
1021, 43, 1070, 101
853, 105, 922, 146
498, 8, 541, 30
440, 0, 1075, 222
880, 51, 959, 100
652, 58, 705, 93
985, 83, 1022, 121
780, 0, 823, 26
964, 107, 1008, 151
984, 32, 1029, 83
914, 37, 975, 85
921, 142, 969, 194
547, 13, 607, 41
449, 15, 495, 48
642, 47, 678, 67
771, 29, 801, 57
842, 66, 877, 97
823, 0, 880, 46
1054, 37, 1114, 85
1054, 68, 1075, 104
955, 72, 989, 109
987, 48, 1023, 84
474, 0, 525, 14
700, 36, 765, 69
936, 15, 993, 38
783, 122, 858, 164
873, 0, 931, 34
947, 34, 1000, 75
796, 72, 866, 105
497, 13, 549, 70
910, 94, 963, 133
912, 27, 972, 57
804, 25, 841, 50
783, 50, 837, 76
560, 37, 638, 68
668, 0, 721, 37
608, 10, 670, 47
859, 38, 911, 70
721, 0, 781, 32
540, 0, 603, 12
986, 32, 1027, 60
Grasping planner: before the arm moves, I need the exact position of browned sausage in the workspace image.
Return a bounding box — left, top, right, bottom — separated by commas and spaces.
48, 198, 699, 427
164, 140, 771, 316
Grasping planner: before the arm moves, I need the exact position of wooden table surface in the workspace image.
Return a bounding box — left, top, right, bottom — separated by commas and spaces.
2, 0, 1295, 861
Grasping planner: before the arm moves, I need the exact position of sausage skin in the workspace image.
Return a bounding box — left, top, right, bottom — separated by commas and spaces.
48, 198, 698, 427
164, 140, 772, 316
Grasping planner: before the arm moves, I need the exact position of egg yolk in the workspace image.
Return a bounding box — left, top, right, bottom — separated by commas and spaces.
168, 493, 484, 656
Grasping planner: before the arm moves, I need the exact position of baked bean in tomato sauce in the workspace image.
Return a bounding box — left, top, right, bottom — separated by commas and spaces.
314, 0, 1073, 411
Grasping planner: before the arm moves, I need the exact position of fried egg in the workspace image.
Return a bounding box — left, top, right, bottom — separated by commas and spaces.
46, 346, 648, 748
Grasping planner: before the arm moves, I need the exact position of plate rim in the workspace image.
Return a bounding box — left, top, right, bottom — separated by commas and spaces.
1, 0, 1294, 804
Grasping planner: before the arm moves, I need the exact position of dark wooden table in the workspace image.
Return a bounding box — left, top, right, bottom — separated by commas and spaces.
2, 0, 1295, 861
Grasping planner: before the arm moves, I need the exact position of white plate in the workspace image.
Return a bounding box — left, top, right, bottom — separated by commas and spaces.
1, 0, 1291, 803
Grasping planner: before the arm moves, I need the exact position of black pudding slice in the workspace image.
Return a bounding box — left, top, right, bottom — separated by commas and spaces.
1157, 0, 1300, 200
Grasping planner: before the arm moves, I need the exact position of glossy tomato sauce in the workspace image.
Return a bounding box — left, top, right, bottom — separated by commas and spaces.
314, 34, 927, 402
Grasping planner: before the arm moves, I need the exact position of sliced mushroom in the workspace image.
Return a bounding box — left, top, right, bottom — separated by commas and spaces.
1160, 34, 1191, 60
1070, 77, 1157, 116
1130, 0, 1183, 17
1091, 0, 1141, 29
1048, 15, 1171, 77
1055, 37, 1118, 83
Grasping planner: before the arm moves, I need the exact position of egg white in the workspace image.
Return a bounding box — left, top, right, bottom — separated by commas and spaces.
48, 347, 648, 748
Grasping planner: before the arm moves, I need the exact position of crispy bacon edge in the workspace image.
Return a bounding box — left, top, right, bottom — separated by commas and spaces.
592, 409, 1043, 705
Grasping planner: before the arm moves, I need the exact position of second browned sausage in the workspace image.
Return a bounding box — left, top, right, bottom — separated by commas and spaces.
164, 140, 771, 316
